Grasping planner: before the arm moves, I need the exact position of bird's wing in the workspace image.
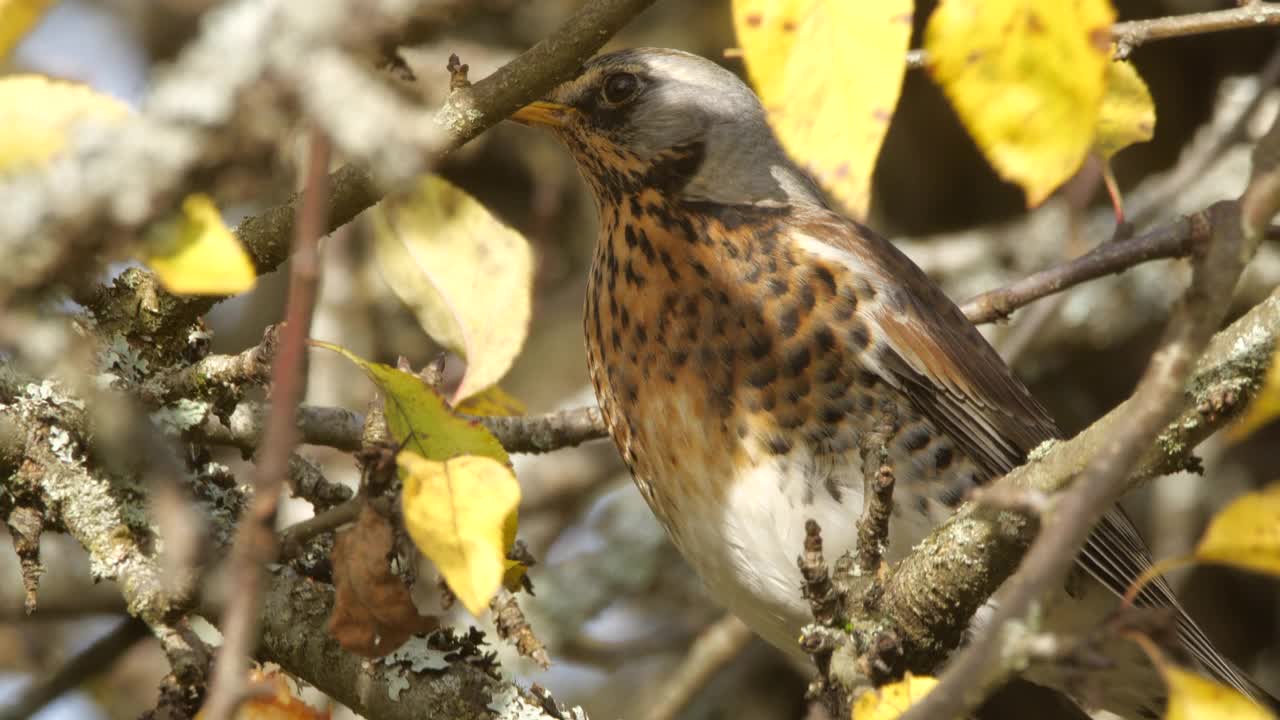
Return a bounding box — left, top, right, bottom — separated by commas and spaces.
796, 212, 1266, 701
794, 212, 1059, 476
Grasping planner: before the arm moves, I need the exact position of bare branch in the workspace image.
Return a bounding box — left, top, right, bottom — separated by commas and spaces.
204, 132, 331, 720
961, 216, 1195, 324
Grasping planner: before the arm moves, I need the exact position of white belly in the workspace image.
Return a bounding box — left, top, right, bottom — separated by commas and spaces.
659, 443, 938, 661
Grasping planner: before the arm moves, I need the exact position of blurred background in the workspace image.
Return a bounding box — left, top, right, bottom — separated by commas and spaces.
2, 1, 1279, 718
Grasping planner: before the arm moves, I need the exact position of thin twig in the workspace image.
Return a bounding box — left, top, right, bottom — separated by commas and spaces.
899, 110, 1280, 720
642, 615, 753, 720
960, 216, 1195, 324
0, 616, 150, 720
203, 132, 332, 720
904, 4, 1280, 69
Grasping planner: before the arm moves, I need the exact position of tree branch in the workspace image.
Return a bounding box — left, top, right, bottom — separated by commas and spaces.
200, 401, 608, 456
893, 108, 1280, 715
960, 215, 1195, 324
204, 132, 331, 720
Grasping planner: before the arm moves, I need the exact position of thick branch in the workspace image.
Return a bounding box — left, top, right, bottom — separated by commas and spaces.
200, 401, 608, 456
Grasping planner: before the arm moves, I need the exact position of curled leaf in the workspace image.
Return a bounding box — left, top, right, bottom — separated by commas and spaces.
373, 175, 534, 403
312, 341, 509, 465
925, 0, 1116, 206
327, 505, 436, 658
733, 0, 912, 218
142, 194, 257, 296
399, 452, 521, 616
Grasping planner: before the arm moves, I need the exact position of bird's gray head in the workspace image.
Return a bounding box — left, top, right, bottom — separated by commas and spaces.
512, 48, 823, 208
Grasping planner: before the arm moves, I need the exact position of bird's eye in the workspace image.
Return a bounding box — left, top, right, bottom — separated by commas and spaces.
601, 72, 641, 105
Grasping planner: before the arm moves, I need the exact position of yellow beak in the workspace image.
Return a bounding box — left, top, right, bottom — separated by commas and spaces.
510, 100, 575, 128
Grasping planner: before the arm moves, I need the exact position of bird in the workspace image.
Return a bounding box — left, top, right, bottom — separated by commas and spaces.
510, 47, 1274, 718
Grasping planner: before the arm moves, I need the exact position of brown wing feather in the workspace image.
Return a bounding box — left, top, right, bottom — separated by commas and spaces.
801, 211, 1271, 704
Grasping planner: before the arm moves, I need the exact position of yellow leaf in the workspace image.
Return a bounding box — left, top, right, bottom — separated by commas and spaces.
1192, 483, 1280, 579
455, 385, 526, 417
311, 341, 509, 466
1094, 60, 1155, 158
733, 0, 912, 219
0, 74, 129, 175
925, 0, 1116, 206
1162, 667, 1276, 720
373, 175, 534, 404
852, 675, 939, 720
142, 194, 257, 296
0, 0, 53, 58
1228, 349, 1280, 440
398, 452, 521, 615
1132, 636, 1276, 720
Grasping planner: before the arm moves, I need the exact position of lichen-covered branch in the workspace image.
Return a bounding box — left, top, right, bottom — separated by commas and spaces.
199, 400, 608, 456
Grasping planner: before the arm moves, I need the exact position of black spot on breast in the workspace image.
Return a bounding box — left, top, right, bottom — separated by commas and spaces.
814, 327, 837, 353
813, 264, 837, 295
784, 346, 811, 376
672, 350, 688, 367
638, 229, 656, 263
624, 225, 639, 248
934, 445, 954, 471
767, 277, 789, 296
619, 306, 630, 329
901, 425, 931, 452
634, 322, 647, 344
779, 307, 800, 337
747, 364, 778, 388
659, 249, 680, 281
767, 434, 793, 455
798, 283, 816, 312
691, 260, 710, 279
749, 334, 772, 360
624, 259, 645, 288
820, 405, 845, 424
848, 322, 871, 350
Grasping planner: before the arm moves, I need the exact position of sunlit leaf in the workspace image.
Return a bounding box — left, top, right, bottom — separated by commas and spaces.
142, 194, 257, 296
1228, 349, 1280, 440
373, 175, 534, 404
0, 74, 129, 174
851, 674, 939, 720
312, 341, 509, 466
399, 452, 521, 615
925, 0, 1116, 206
0, 0, 53, 58
1132, 636, 1276, 720
1094, 60, 1155, 159
455, 385, 526, 417
733, 0, 912, 218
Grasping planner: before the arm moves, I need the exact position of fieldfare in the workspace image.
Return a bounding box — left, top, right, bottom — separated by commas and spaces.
511, 47, 1272, 717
